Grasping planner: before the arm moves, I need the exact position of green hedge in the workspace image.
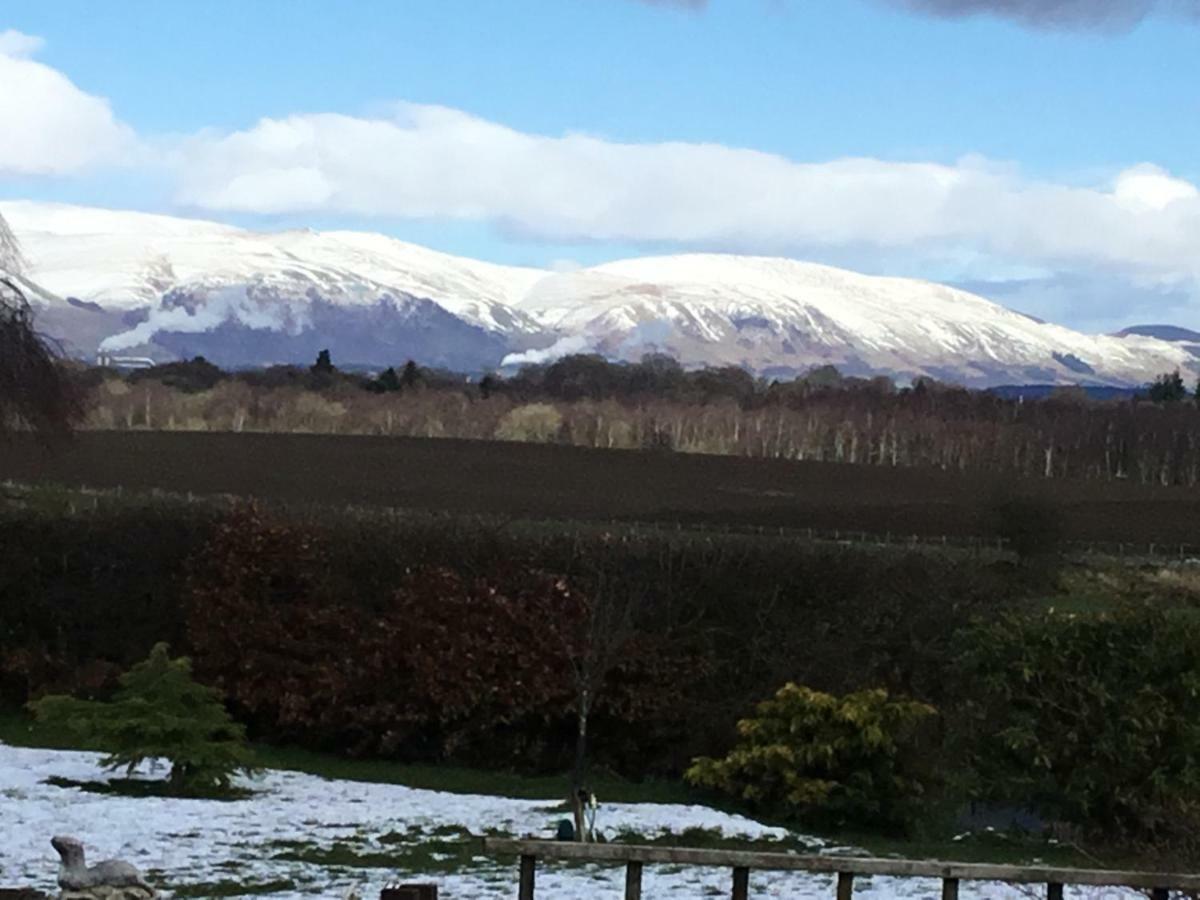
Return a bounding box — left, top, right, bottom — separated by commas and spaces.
0, 492, 1014, 777
953, 603, 1200, 840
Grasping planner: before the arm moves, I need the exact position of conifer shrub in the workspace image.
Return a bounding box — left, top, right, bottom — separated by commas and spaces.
686, 683, 936, 830
29, 642, 255, 796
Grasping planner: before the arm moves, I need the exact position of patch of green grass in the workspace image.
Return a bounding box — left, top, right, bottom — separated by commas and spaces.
250, 742, 694, 805
807, 827, 1110, 870
172, 878, 295, 898
0, 707, 692, 804
271, 835, 479, 875
605, 823, 1097, 869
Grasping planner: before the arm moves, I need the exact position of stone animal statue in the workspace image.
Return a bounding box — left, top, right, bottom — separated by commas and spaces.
49, 837, 156, 900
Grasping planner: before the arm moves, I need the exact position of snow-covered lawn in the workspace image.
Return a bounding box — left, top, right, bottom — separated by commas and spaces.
0, 743, 1138, 899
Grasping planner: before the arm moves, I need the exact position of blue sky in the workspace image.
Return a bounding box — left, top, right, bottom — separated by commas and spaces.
1, 0, 1198, 330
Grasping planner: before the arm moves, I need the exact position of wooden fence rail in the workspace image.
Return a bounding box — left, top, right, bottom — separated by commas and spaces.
482, 838, 1200, 899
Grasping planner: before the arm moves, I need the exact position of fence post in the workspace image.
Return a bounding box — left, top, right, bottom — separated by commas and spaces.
624, 861, 643, 900
836, 872, 854, 899
1151, 889, 1168, 900
941, 878, 959, 900
731, 866, 750, 900
519, 855, 536, 900
1047, 883, 1063, 900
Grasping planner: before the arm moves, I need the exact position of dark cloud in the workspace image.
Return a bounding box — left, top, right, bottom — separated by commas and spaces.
888, 0, 1198, 31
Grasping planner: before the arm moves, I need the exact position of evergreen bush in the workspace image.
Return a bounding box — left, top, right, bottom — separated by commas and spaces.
29, 643, 255, 796
954, 604, 1200, 839
686, 683, 936, 830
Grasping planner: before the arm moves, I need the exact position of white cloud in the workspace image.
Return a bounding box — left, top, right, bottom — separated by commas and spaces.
0, 31, 136, 175
1113, 164, 1200, 212
0, 29, 45, 58
174, 103, 1200, 286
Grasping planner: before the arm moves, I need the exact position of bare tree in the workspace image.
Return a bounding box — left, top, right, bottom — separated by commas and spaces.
560, 570, 643, 842
0, 212, 81, 439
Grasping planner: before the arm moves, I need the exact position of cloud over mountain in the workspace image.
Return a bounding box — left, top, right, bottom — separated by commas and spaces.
173, 104, 1200, 295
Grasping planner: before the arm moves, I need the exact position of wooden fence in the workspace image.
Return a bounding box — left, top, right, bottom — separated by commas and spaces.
483, 838, 1200, 899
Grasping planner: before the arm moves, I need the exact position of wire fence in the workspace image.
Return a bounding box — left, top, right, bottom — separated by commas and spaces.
570, 518, 1200, 564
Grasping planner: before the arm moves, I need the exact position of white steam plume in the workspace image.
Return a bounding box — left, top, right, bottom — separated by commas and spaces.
99, 286, 303, 352
501, 335, 590, 367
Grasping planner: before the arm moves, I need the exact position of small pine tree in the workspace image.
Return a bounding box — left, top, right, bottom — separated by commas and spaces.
1147, 370, 1188, 404
374, 366, 402, 393
311, 348, 335, 375
30, 643, 255, 795
401, 360, 422, 389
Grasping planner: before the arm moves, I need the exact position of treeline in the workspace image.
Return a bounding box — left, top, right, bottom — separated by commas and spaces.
6, 493, 1200, 852
76, 353, 1200, 486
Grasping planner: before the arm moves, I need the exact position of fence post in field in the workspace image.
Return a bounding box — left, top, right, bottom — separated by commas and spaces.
731, 866, 750, 900
518, 855, 536, 900
837, 871, 854, 899
942, 877, 959, 900
624, 861, 643, 900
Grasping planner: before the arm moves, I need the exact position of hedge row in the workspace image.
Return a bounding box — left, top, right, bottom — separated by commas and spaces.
0, 494, 1018, 776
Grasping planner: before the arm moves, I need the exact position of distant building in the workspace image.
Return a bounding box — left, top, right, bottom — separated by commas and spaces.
96, 352, 155, 370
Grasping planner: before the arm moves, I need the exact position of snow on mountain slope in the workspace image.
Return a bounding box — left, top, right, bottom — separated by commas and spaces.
2, 201, 1195, 386
519, 254, 1198, 387
0, 208, 25, 276
0, 201, 545, 334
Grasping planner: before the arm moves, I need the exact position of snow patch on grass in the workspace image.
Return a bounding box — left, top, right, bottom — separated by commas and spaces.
0, 743, 1139, 899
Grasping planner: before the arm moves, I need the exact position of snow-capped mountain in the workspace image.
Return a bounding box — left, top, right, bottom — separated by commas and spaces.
0, 201, 547, 370
518, 256, 1200, 386
2, 200, 1196, 387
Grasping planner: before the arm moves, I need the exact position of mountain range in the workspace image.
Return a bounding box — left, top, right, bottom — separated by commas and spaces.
2, 200, 1196, 388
